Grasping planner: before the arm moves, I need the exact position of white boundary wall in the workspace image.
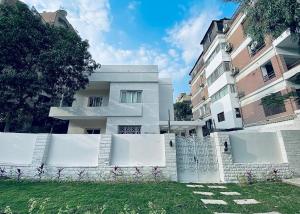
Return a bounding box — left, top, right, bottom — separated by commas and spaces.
0, 133, 36, 165
212, 131, 295, 183
47, 135, 100, 167
110, 135, 165, 167
0, 133, 177, 182
229, 132, 284, 163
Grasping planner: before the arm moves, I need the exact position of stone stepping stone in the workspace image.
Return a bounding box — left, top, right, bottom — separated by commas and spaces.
214, 213, 241, 214
207, 185, 227, 189
201, 199, 227, 205
220, 192, 241, 196
186, 184, 204, 188
254, 212, 281, 214
233, 199, 260, 205
193, 191, 214, 196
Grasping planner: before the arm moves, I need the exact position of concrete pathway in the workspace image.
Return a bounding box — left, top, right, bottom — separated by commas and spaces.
186, 184, 204, 188
282, 178, 300, 187
233, 199, 260, 205
220, 192, 241, 196
207, 185, 227, 189
201, 199, 227, 205
193, 191, 214, 196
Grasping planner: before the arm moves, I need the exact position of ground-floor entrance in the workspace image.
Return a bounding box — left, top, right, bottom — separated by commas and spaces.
176, 136, 220, 183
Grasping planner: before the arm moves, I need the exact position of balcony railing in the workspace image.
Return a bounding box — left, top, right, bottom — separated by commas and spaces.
49, 103, 143, 119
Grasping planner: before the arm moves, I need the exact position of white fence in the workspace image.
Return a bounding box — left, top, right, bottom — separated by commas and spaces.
0, 133, 177, 182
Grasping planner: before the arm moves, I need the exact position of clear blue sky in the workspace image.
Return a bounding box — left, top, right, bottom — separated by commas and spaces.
24, 0, 237, 100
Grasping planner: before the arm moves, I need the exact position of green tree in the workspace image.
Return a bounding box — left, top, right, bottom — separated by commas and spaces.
174, 102, 192, 121
0, 2, 99, 132
225, 0, 300, 44
225, 0, 300, 105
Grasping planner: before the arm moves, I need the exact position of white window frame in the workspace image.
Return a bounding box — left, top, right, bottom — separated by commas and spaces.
120, 90, 142, 103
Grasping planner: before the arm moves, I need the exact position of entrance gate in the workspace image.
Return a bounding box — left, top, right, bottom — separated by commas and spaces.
176, 136, 220, 183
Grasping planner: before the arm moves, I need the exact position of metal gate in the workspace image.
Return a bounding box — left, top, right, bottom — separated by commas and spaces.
176, 136, 220, 183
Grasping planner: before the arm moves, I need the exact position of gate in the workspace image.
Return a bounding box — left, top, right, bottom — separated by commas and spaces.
176, 136, 220, 183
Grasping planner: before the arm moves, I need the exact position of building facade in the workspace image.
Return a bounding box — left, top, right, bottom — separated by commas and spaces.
49, 65, 175, 134
190, 10, 300, 132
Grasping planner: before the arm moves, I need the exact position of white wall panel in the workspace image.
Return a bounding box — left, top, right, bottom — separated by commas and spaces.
46, 134, 99, 167
229, 132, 284, 163
0, 133, 36, 164
110, 134, 165, 166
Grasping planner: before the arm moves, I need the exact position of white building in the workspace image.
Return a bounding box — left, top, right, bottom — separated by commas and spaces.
49, 65, 176, 134
200, 20, 243, 130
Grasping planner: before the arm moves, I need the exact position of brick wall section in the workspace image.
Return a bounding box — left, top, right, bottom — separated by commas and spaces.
211, 132, 292, 183
236, 55, 285, 97
241, 89, 296, 126
280, 130, 300, 176
231, 36, 273, 71
191, 87, 208, 108
227, 24, 246, 51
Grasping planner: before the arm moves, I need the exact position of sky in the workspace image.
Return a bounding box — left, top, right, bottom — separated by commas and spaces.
23, 0, 237, 100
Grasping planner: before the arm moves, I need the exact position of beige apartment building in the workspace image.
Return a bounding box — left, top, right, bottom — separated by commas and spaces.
190, 8, 300, 132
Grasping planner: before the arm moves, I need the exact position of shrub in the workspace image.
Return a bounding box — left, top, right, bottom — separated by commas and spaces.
36, 164, 45, 181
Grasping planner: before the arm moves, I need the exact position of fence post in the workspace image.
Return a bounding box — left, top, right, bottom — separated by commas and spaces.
164, 134, 177, 181
32, 134, 51, 167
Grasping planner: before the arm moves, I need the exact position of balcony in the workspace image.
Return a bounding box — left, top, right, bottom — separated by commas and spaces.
49, 103, 143, 120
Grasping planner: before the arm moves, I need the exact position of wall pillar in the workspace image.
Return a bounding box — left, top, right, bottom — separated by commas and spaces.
196, 126, 203, 137
210, 132, 233, 183
31, 134, 51, 166
164, 134, 177, 181
98, 134, 112, 167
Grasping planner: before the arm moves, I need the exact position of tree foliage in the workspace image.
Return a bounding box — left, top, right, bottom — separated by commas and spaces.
0, 1, 99, 132
174, 102, 192, 121
225, 0, 300, 44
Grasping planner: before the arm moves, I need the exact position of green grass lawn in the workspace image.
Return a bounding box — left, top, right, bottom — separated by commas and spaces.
0, 180, 299, 213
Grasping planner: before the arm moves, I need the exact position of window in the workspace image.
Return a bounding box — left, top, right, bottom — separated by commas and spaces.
235, 108, 241, 118
229, 84, 236, 93
118, 126, 141, 134
217, 112, 225, 122
120, 91, 142, 103
88, 96, 103, 107
211, 84, 236, 103
207, 62, 231, 86
261, 92, 286, 117
85, 129, 101, 134
261, 62, 276, 82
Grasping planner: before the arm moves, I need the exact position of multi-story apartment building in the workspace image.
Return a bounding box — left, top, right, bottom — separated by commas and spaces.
49, 65, 175, 134
226, 10, 300, 131
190, 19, 243, 133
190, 8, 300, 132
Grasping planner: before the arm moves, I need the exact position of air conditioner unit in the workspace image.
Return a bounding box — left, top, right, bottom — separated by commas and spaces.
250, 41, 258, 52
231, 67, 240, 76
199, 83, 204, 88
225, 42, 233, 53
237, 91, 245, 99
223, 23, 230, 33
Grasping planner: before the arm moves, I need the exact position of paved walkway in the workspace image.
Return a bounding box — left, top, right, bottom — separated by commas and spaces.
186, 184, 281, 214
283, 178, 300, 187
